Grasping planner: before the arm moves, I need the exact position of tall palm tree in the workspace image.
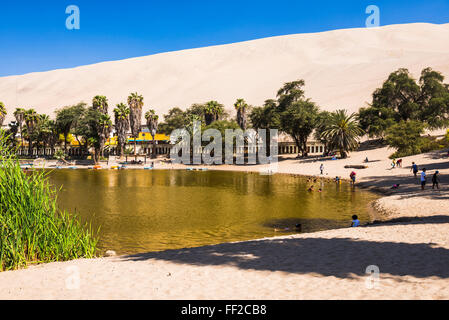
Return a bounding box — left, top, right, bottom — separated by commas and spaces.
145, 109, 159, 159
35, 114, 52, 156
114, 103, 130, 158
204, 101, 224, 126
127, 92, 144, 158
321, 110, 364, 159
234, 98, 248, 130
13, 108, 26, 151
0, 102, 7, 127
92, 95, 108, 114
6, 121, 19, 148
24, 109, 39, 156
97, 114, 112, 161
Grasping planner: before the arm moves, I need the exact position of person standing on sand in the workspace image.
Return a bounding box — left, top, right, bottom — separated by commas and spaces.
432, 171, 440, 190
411, 162, 418, 178
421, 168, 427, 190
320, 164, 324, 175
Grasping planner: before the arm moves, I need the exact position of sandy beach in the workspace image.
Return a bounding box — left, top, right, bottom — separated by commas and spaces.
1, 142, 448, 300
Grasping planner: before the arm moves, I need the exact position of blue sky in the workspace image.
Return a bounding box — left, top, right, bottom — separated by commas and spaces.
0, 0, 448, 77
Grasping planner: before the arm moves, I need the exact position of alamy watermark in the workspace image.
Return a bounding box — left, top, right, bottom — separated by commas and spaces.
66, 5, 80, 30
365, 5, 380, 28
169, 121, 278, 173
65, 266, 81, 290
365, 265, 380, 289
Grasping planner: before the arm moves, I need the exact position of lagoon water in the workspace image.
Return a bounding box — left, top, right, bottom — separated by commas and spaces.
48, 170, 379, 255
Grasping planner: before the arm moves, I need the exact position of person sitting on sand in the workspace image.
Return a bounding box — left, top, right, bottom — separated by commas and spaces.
308, 186, 314, 192
351, 215, 360, 227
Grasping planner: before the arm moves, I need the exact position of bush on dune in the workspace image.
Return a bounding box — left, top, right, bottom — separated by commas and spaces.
0, 133, 97, 271
387, 122, 449, 158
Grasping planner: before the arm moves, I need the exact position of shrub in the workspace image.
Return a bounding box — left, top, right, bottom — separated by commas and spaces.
386, 121, 425, 158
0, 133, 97, 271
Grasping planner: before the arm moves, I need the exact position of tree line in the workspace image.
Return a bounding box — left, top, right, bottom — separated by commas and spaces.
1, 67, 448, 161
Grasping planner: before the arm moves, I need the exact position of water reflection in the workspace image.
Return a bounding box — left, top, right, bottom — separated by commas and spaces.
47, 170, 379, 255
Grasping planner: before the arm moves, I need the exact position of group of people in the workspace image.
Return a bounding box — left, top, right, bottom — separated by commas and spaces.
411, 162, 440, 190
307, 177, 323, 192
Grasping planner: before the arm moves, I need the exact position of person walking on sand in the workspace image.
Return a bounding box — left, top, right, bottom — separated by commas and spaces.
432, 171, 440, 190
320, 163, 324, 175
411, 162, 418, 178
421, 168, 427, 190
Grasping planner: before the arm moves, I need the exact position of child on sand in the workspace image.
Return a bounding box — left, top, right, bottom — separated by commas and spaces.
391, 159, 396, 169
421, 168, 427, 190
351, 215, 360, 227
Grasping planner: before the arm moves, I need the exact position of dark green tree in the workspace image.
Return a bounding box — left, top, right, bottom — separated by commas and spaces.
385, 120, 426, 157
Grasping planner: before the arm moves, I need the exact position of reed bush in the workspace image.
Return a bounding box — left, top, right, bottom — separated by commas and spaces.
0, 132, 97, 271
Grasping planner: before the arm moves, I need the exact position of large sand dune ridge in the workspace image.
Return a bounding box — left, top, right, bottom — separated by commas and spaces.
1, 23, 449, 122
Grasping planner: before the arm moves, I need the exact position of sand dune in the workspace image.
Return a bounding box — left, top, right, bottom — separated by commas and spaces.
1, 23, 449, 122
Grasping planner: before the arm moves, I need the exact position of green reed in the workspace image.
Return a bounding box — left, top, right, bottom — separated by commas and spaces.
0, 133, 97, 271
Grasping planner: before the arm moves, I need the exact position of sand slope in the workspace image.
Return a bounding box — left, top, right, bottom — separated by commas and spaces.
1, 23, 449, 122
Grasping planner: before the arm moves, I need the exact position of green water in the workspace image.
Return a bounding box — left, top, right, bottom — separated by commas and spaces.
47, 170, 379, 255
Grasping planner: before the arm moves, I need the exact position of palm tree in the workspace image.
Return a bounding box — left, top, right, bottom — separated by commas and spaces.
6, 121, 19, 148
321, 110, 364, 159
36, 114, 52, 156
14, 108, 26, 152
113, 103, 130, 158
204, 101, 224, 126
92, 95, 108, 114
234, 99, 248, 130
24, 109, 39, 156
127, 92, 144, 159
98, 114, 112, 159
145, 110, 159, 159
0, 102, 6, 127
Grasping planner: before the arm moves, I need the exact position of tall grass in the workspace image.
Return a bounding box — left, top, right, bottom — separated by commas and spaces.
0, 133, 97, 271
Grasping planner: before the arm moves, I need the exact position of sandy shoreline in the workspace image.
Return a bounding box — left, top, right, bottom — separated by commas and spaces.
1, 145, 449, 299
